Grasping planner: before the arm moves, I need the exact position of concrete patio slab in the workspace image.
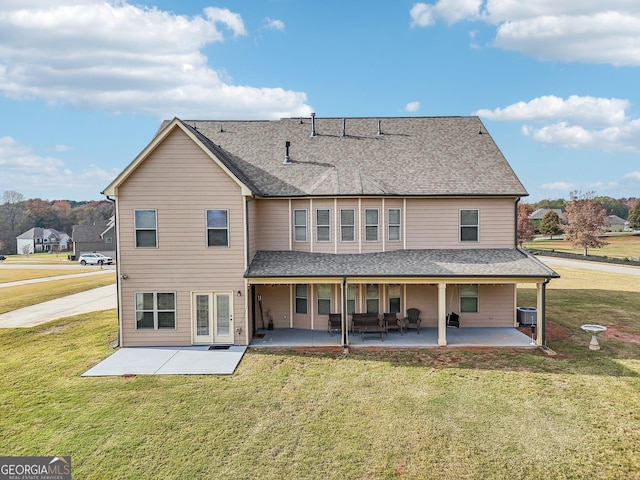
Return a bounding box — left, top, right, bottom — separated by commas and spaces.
81, 345, 247, 376
249, 327, 536, 349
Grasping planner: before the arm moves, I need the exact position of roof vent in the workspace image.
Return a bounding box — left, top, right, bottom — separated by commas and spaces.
341, 118, 347, 138
283, 141, 291, 164
310, 113, 317, 137
377, 120, 383, 136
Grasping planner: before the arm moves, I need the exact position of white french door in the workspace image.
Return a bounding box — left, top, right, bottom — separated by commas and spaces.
192, 292, 234, 344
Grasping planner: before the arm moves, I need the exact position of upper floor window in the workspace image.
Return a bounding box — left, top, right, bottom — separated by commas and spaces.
316, 209, 330, 242
388, 208, 401, 242
460, 284, 478, 313
460, 209, 479, 242
294, 209, 307, 242
135, 292, 176, 329
340, 209, 355, 242
135, 209, 157, 248
317, 284, 331, 315
295, 284, 308, 314
365, 209, 379, 242
207, 209, 229, 247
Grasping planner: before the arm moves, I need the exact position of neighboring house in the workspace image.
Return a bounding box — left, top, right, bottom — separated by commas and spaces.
530, 208, 567, 225
607, 215, 627, 232
16, 227, 70, 254
103, 116, 558, 348
72, 218, 116, 258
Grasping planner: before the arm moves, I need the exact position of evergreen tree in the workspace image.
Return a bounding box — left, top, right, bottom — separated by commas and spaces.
539, 210, 564, 239
628, 202, 640, 230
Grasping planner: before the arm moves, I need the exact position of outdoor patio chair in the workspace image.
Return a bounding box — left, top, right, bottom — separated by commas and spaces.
328, 313, 342, 336
383, 313, 403, 335
403, 308, 422, 334
446, 312, 460, 328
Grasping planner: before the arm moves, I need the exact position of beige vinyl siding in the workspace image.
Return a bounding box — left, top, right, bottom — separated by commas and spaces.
405, 197, 515, 249
117, 128, 247, 346
252, 199, 288, 255
444, 284, 515, 327
404, 284, 438, 327
255, 285, 291, 329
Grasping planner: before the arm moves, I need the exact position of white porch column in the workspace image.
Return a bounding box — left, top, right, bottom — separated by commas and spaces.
438, 283, 447, 346
536, 282, 544, 347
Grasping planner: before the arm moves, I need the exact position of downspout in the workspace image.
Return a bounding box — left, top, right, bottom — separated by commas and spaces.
245, 196, 255, 334
514, 197, 520, 248
342, 276, 348, 351
102, 193, 120, 348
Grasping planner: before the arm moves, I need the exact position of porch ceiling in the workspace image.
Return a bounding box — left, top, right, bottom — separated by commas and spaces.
245, 249, 558, 282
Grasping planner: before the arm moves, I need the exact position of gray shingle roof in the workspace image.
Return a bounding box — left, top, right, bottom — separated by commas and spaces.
245, 249, 558, 279
72, 221, 108, 242
173, 116, 527, 198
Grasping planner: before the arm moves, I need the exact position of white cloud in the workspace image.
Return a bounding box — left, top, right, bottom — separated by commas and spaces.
404, 101, 421, 112
624, 171, 640, 180
477, 95, 640, 152
263, 17, 285, 31
410, 1, 640, 66
540, 181, 575, 191
476, 95, 629, 126
0, 136, 115, 199
0, 2, 311, 119
410, 0, 482, 27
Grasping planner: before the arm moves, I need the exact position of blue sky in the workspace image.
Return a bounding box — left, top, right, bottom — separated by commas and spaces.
1, 0, 639, 203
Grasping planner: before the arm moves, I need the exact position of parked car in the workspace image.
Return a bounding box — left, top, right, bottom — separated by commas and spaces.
0, 255, 6, 261
78, 253, 113, 265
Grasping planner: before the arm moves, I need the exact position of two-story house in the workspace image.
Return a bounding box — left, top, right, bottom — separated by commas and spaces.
103, 116, 558, 348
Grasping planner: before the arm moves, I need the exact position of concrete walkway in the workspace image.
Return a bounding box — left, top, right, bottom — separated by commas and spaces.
0, 284, 117, 328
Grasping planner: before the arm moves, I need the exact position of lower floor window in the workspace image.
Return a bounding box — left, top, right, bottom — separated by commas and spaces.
459, 285, 478, 313
317, 284, 331, 315
135, 292, 176, 329
295, 284, 308, 314
388, 284, 401, 314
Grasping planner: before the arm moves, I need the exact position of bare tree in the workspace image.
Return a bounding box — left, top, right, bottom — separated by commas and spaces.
517, 202, 535, 247
564, 191, 608, 256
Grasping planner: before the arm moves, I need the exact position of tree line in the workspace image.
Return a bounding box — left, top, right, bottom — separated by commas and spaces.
0, 190, 113, 255
518, 192, 640, 255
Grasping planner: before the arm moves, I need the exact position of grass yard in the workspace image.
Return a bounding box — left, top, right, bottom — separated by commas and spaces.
524, 233, 640, 260
0, 266, 639, 479
0, 252, 76, 264
0, 267, 103, 283
0, 274, 116, 313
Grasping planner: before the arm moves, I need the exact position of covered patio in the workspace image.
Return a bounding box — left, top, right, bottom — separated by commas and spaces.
249, 327, 537, 349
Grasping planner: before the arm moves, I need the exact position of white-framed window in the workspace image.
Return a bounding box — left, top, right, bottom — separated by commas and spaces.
134, 209, 157, 248
365, 208, 379, 242
460, 284, 479, 313
316, 209, 331, 242
295, 284, 308, 314
366, 284, 379, 314
460, 209, 479, 242
317, 284, 331, 315
388, 284, 401, 314
388, 208, 401, 242
135, 292, 176, 329
294, 209, 307, 242
347, 284, 358, 315
340, 209, 355, 242
207, 209, 229, 247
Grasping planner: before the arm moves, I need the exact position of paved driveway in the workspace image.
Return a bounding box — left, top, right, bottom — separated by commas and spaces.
538, 256, 640, 276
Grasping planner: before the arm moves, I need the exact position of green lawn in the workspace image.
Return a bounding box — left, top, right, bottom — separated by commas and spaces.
524, 233, 640, 260
1, 267, 639, 479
